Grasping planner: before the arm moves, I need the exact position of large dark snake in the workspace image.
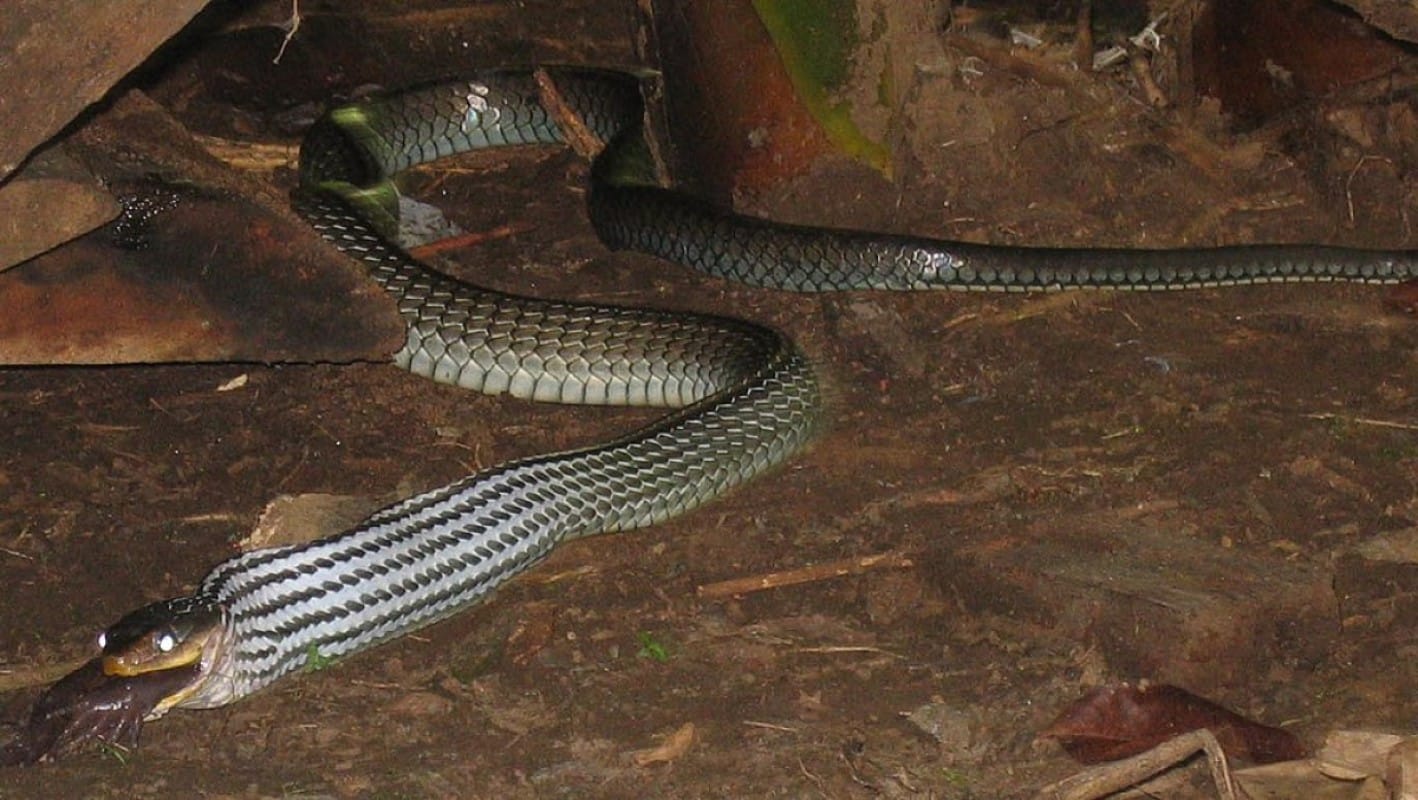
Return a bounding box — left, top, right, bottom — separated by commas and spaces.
5, 67, 1414, 763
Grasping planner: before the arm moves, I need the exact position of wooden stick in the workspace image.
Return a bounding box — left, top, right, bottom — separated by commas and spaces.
533, 68, 604, 160
1305, 412, 1418, 431
1033, 729, 1237, 800
696, 551, 913, 599
407, 222, 532, 259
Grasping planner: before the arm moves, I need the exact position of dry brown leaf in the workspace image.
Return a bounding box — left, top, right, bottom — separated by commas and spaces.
1042, 683, 1306, 765
631, 722, 696, 767
1316, 730, 1408, 780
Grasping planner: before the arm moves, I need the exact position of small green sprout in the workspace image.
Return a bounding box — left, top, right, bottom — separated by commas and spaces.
939, 767, 970, 787
636, 631, 671, 662
95, 740, 131, 765
302, 643, 335, 673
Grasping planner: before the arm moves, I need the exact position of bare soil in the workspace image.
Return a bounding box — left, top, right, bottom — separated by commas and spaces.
1, 2, 1414, 798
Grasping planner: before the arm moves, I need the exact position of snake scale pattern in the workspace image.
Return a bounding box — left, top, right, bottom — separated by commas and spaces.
94, 68, 1417, 711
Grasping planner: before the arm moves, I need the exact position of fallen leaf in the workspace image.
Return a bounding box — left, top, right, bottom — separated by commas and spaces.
1235, 759, 1387, 800
631, 722, 696, 767
1042, 683, 1306, 764
1236, 730, 1418, 800
215, 373, 248, 392
1315, 730, 1406, 780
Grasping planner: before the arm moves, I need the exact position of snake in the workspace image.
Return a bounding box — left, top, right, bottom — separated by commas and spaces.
9, 67, 1417, 758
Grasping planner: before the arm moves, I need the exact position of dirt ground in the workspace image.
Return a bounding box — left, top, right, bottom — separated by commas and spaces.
1, 2, 1415, 798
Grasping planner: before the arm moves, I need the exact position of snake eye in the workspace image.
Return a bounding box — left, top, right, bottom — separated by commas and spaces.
155, 631, 177, 653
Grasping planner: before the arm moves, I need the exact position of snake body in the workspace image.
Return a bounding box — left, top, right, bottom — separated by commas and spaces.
96, 68, 1416, 711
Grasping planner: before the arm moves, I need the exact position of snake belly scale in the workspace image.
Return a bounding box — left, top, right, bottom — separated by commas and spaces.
95, 67, 1417, 712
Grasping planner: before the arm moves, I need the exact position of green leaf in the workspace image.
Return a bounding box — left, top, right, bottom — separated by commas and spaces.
751, 0, 891, 175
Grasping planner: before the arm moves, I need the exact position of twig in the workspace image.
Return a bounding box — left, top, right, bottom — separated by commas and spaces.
1345, 155, 1392, 225
743, 720, 799, 733
1305, 412, 1418, 432
1128, 50, 1169, 108
797, 757, 828, 794
407, 222, 532, 259
177, 511, 245, 525
795, 645, 902, 659
533, 68, 603, 160
273, 0, 301, 65
696, 551, 913, 599
1033, 729, 1237, 800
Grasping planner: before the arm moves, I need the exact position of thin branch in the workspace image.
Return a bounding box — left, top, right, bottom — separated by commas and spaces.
1034, 729, 1237, 800
696, 550, 913, 600
273, 0, 301, 65
1305, 412, 1418, 432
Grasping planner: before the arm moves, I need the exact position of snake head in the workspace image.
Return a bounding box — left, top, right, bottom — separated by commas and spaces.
0, 597, 226, 765
100, 597, 222, 674
98, 597, 225, 700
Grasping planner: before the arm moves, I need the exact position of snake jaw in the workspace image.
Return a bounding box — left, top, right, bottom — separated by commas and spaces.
157, 614, 235, 712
